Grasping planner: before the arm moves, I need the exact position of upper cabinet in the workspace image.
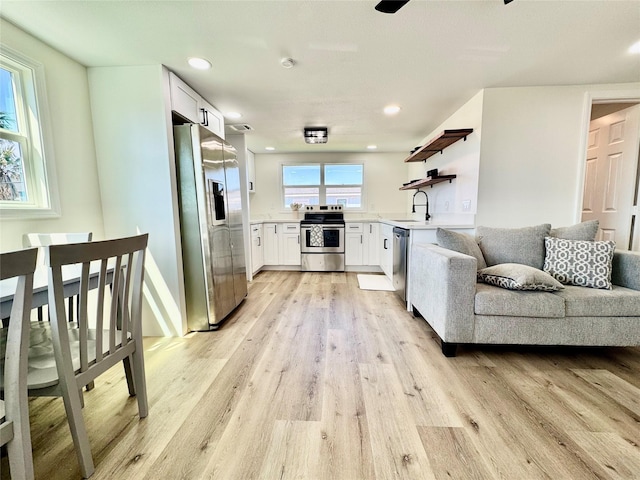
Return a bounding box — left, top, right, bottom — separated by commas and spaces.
169, 72, 225, 139
404, 129, 473, 163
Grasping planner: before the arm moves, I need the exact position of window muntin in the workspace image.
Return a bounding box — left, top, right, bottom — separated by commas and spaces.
282, 163, 364, 209
0, 46, 58, 217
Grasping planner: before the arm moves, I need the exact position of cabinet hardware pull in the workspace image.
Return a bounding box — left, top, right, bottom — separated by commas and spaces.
384, 238, 388, 249
258, 237, 261, 247
200, 108, 209, 126
249, 181, 253, 190
360, 235, 363, 244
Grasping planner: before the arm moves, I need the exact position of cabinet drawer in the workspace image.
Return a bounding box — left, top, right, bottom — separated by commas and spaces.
346, 222, 363, 233
281, 223, 300, 233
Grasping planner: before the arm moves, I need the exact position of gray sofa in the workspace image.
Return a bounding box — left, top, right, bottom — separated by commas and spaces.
409, 224, 640, 357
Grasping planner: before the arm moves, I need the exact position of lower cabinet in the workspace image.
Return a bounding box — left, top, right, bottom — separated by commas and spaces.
250, 224, 264, 274
346, 222, 381, 267
263, 222, 300, 266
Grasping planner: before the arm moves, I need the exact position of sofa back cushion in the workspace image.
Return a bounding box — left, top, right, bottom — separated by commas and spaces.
436, 228, 487, 270
476, 224, 551, 269
550, 220, 599, 241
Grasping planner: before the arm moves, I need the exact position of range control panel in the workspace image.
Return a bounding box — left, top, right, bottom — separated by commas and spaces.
304, 205, 343, 212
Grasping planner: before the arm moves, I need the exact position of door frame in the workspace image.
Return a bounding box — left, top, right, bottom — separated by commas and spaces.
575, 89, 640, 228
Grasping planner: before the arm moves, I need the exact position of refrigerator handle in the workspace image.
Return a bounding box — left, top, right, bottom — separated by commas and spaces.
200, 108, 209, 127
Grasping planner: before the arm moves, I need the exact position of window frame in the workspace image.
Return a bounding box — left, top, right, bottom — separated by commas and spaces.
281, 162, 365, 211
0, 44, 60, 219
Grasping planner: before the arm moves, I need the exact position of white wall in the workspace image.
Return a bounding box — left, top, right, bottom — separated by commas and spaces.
0, 19, 104, 251
250, 151, 409, 219
477, 83, 640, 228
407, 91, 484, 225
88, 65, 185, 336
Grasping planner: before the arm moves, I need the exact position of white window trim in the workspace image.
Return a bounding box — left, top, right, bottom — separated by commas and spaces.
281, 162, 365, 212
0, 44, 60, 219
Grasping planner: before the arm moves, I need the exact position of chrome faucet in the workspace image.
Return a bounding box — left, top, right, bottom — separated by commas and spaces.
412, 190, 430, 221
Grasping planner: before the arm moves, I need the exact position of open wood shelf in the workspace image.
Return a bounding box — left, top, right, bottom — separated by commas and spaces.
399, 175, 457, 190
404, 128, 473, 162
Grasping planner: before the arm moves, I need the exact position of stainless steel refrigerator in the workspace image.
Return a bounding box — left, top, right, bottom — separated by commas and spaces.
174, 124, 247, 331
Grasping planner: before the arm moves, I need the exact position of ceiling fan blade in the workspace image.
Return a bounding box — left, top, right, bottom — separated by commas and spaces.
375, 0, 410, 14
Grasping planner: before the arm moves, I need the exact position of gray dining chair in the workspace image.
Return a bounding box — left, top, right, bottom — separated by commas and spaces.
26, 234, 149, 478
23, 232, 93, 323
0, 247, 38, 480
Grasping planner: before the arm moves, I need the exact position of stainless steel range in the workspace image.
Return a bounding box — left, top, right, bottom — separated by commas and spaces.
300, 205, 345, 272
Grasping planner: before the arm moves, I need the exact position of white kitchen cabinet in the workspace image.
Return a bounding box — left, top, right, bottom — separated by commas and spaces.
345, 223, 364, 266
366, 222, 380, 266
279, 223, 301, 265
199, 98, 225, 139
169, 72, 224, 139
250, 223, 264, 274
263, 223, 279, 265
169, 72, 201, 124
247, 149, 256, 193
262, 222, 300, 266
380, 223, 394, 279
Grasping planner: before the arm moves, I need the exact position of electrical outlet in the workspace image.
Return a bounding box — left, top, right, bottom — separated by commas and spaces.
462, 200, 471, 211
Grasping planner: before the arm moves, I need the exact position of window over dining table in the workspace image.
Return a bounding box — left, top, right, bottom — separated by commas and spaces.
0, 45, 59, 218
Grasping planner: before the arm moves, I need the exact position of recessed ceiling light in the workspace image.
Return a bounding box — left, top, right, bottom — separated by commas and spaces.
188, 57, 212, 70
383, 105, 401, 115
265, 146, 275, 151
367, 145, 378, 150
225, 111, 242, 119
629, 40, 640, 54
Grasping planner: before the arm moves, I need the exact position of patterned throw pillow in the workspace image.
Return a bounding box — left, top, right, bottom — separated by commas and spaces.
477, 263, 564, 291
543, 237, 615, 290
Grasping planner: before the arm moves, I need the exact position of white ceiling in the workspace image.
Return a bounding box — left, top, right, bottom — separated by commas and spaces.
1, 1, 638, 154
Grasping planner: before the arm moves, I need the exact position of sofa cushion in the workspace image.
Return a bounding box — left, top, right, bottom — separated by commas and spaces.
476, 224, 551, 269
550, 220, 599, 241
474, 283, 566, 318
551, 285, 640, 317
544, 237, 615, 290
436, 228, 487, 270
477, 263, 564, 291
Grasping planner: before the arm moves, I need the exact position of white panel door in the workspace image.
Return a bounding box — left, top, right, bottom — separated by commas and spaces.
582, 105, 640, 250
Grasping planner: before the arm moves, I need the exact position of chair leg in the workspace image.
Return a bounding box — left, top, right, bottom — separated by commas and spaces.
123, 356, 136, 396
85, 381, 95, 392
131, 342, 148, 418
58, 374, 95, 478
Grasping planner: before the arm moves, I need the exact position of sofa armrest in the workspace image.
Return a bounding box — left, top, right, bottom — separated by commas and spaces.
612, 250, 640, 291
409, 243, 477, 343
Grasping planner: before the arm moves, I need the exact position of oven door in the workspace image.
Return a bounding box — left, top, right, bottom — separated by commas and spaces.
300, 224, 345, 253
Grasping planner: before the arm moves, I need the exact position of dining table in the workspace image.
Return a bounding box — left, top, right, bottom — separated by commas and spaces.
0, 262, 112, 321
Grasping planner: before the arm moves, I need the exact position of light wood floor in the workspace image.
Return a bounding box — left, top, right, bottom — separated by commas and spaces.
3, 271, 640, 479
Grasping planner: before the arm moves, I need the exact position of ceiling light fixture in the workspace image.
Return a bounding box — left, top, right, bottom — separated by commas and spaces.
383, 105, 401, 115
629, 40, 640, 54
225, 111, 242, 119
281, 57, 295, 68
367, 145, 378, 150
187, 57, 212, 70
265, 146, 275, 151
304, 127, 328, 144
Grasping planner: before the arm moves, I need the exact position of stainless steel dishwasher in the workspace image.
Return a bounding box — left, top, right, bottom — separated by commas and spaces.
392, 227, 409, 300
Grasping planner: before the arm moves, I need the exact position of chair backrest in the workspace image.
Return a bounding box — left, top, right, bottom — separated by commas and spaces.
0, 247, 37, 480
45, 234, 148, 387
23, 232, 93, 266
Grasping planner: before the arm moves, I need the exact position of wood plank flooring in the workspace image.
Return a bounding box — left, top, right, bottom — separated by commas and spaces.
2, 271, 640, 479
